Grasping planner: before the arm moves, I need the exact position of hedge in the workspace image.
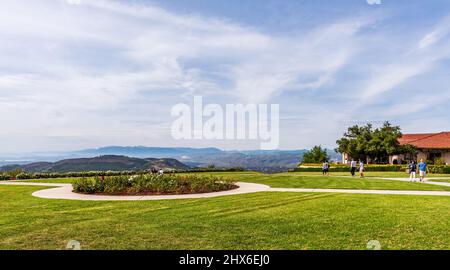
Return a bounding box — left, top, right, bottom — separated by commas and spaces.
428, 165, 450, 174
291, 164, 450, 174
73, 174, 236, 195
0, 167, 246, 180
291, 166, 403, 173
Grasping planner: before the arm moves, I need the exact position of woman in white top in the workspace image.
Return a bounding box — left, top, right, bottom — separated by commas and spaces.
359, 160, 365, 178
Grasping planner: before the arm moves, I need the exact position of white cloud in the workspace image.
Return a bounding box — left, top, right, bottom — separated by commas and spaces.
360, 15, 450, 101
367, 0, 382, 5
417, 16, 450, 50
66, 0, 81, 5
0, 0, 449, 152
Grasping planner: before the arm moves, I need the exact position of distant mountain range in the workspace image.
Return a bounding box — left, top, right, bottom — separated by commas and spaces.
0, 146, 340, 172
0, 155, 190, 173
74, 146, 223, 157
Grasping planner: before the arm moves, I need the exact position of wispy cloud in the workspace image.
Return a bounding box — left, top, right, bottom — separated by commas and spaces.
361, 15, 450, 100
0, 0, 449, 152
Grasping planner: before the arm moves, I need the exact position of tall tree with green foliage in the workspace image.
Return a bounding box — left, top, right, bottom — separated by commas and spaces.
336, 121, 405, 164
335, 124, 374, 162
302, 145, 329, 163
399, 142, 418, 162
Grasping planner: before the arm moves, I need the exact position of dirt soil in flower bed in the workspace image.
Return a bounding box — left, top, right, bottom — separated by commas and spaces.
73, 184, 240, 196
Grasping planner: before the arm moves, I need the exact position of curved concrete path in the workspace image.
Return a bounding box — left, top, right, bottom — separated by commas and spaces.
379, 177, 450, 187
1, 179, 450, 201
0, 181, 271, 201
270, 187, 450, 196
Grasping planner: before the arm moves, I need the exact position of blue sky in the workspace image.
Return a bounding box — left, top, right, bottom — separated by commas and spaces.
1, 0, 450, 153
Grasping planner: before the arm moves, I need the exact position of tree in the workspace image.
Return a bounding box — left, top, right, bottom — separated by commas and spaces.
367, 122, 403, 163
336, 122, 404, 164
302, 145, 329, 163
336, 124, 373, 162
400, 144, 418, 162
434, 157, 447, 166
7, 168, 23, 180
207, 164, 216, 169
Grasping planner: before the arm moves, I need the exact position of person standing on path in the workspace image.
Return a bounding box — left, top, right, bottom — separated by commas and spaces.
350, 159, 357, 177
359, 160, 365, 178
322, 161, 330, 176
418, 159, 427, 182
409, 161, 417, 182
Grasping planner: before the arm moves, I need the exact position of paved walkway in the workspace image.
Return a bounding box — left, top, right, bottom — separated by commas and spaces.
1, 179, 450, 200
270, 187, 450, 196
299, 174, 450, 187
0, 181, 271, 201
378, 177, 450, 187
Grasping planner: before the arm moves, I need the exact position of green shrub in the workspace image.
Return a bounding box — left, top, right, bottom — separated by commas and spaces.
433, 158, 447, 166
293, 164, 450, 174
6, 169, 23, 179
103, 175, 130, 193
72, 174, 236, 194
16, 173, 34, 180
443, 166, 450, 174
293, 165, 405, 173
0, 168, 245, 181
73, 178, 99, 193
181, 167, 245, 173
427, 165, 449, 174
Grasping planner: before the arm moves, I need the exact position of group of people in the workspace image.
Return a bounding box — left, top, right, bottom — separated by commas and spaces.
350, 159, 365, 178
321, 158, 428, 181
408, 159, 427, 182
322, 159, 365, 178
150, 168, 165, 175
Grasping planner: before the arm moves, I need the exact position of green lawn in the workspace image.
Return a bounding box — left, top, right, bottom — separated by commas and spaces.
288, 171, 450, 178
19, 177, 88, 184
431, 179, 450, 183
235, 174, 450, 191
16, 172, 450, 191
0, 185, 448, 250
194, 172, 450, 191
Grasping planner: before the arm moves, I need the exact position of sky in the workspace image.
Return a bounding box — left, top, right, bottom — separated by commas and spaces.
1, 0, 450, 153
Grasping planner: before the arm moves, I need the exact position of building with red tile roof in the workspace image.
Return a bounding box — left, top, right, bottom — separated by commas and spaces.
393, 132, 450, 164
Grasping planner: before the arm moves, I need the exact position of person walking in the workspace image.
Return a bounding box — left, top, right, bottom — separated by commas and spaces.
322, 161, 330, 176
409, 161, 417, 182
350, 159, 357, 177
359, 160, 365, 178
418, 159, 427, 182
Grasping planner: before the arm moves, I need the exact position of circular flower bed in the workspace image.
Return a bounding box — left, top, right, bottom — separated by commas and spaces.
72, 174, 237, 195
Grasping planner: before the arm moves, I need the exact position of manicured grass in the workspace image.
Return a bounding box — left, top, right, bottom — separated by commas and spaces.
233, 174, 450, 191
196, 172, 450, 191
18, 177, 88, 184
16, 172, 450, 191
431, 179, 450, 183
288, 171, 450, 178
0, 185, 448, 250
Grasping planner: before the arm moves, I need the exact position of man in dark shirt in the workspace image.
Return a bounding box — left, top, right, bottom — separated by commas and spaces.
409, 161, 417, 182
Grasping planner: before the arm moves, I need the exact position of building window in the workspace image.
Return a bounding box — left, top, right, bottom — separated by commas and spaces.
429, 152, 442, 161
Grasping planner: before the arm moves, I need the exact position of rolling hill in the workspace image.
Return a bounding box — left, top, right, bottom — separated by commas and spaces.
0, 155, 190, 173
0, 146, 341, 172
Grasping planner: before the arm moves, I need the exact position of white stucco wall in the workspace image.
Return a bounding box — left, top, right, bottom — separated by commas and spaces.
417, 151, 428, 162
443, 152, 450, 165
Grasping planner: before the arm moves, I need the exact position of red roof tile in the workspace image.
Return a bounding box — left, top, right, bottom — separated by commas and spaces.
399, 132, 450, 149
